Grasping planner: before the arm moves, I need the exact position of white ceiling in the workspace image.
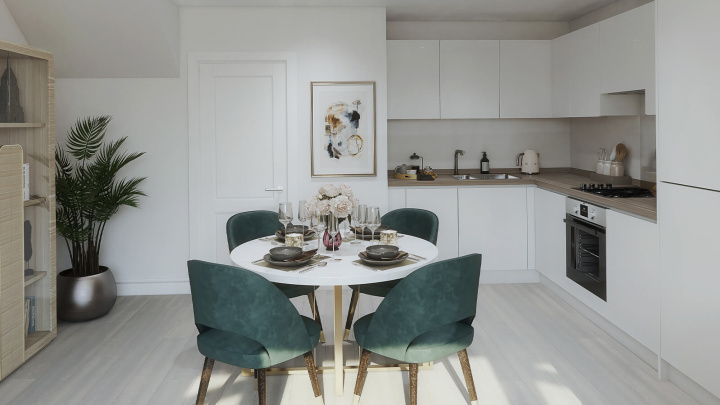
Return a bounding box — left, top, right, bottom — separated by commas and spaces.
173, 0, 619, 22
5, 0, 619, 78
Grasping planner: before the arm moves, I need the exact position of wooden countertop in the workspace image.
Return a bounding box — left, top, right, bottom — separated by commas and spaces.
388, 169, 657, 221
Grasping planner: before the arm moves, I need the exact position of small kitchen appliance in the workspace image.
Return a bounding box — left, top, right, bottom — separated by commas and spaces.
516, 150, 540, 174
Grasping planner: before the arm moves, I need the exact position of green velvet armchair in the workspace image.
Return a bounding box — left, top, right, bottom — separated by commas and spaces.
344, 208, 439, 339
188, 260, 324, 405
227, 210, 324, 341
351, 254, 482, 405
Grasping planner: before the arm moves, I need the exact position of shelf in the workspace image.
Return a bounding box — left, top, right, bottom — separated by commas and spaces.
0, 123, 45, 128
24, 197, 46, 207
24, 271, 47, 287
25, 331, 52, 358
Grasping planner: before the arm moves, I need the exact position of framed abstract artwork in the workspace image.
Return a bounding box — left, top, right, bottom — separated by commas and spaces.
311, 81, 376, 177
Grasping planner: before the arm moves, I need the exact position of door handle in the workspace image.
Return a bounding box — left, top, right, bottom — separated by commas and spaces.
265, 186, 284, 192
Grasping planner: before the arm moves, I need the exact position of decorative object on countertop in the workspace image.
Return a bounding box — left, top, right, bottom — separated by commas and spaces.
0, 56, 24, 123
394, 163, 417, 179
516, 150, 540, 174
481, 151, 490, 174
311, 81, 376, 177
56, 115, 146, 321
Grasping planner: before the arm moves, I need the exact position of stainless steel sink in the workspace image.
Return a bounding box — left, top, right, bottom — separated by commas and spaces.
452, 174, 520, 180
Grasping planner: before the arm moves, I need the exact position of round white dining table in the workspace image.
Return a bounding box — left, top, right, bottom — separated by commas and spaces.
230, 233, 439, 395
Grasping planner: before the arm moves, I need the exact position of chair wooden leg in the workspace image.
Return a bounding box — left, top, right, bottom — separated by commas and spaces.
303, 352, 324, 404
344, 289, 360, 340
409, 363, 418, 405
196, 357, 214, 405
352, 349, 372, 405
258, 368, 267, 405
254, 368, 258, 391
308, 292, 325, 343
458, 349, 478, 405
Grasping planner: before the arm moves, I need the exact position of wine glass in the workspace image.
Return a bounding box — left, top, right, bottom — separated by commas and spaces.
310, 213, 326, 251
298, 200, 308, 231
350, 205, 361, 244
366, 206, 381, 245
357, 203, 367, 243
278, 202, 293, 242
328, 212, 340, 261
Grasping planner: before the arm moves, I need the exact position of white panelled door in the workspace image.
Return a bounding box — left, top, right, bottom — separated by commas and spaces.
189, 53, 297, 263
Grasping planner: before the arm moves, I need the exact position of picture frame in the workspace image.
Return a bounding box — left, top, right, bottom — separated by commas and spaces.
311, 81, 376, 177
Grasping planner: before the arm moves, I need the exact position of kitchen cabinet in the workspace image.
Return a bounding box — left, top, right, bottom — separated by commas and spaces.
458, 187, 529, 282
605, 210, 660, 354
387, 40, 440, 119
552, 24, 641, 117
387, 187, 406, 212
405, 187, 459, 261
500, 40, 552, 118
534, 188, 566, 284
599, 2, 655, 115
659, 183, 720, 399
440, 40, 499, 119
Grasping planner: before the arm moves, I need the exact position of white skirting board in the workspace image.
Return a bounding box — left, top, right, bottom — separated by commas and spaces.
539, 274, 659, 370
660, 360, 720, 405
480, 269, 540, 284
116, 279, 190, 296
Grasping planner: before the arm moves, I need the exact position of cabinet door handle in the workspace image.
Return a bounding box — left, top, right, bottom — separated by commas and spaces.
265, 186, 284, 192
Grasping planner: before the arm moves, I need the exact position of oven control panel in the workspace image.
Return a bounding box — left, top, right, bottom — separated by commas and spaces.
566, 198, 607, 227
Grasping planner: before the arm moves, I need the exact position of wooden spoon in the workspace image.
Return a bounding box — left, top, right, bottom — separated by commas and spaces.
615, 143, 627, 162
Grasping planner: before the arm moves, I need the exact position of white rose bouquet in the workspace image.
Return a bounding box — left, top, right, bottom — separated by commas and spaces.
306, 183, 358, 220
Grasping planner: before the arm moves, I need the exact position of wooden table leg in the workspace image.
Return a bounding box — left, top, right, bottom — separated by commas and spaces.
334, 285, 344, 395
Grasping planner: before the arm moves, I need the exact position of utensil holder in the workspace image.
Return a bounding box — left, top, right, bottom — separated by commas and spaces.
609, 162, 624, 177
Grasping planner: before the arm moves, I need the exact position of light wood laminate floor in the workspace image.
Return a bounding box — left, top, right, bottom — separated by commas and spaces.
0, 283, 700, 405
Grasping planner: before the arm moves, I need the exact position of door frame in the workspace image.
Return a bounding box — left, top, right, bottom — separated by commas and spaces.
187, 51, 298, 258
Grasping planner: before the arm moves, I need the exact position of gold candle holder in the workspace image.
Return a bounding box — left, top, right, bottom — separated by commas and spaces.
380, 229, 398, 246
285, 233, 304, 248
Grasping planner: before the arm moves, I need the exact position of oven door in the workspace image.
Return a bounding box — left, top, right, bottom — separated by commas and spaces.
564, 214, 606, 301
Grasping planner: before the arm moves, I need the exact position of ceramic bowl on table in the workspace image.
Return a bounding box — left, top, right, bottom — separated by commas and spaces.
365, 245, 400, 260
269, 246, 303, 261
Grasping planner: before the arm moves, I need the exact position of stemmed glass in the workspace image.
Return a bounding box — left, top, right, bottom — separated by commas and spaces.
278, 202, 293, 241
350, 205, 362, 244
366, 206, 381, 245
357, 204, 367, 243
310, 213, 326, 252
328, 212, 341, 261
298, 200, 308, 231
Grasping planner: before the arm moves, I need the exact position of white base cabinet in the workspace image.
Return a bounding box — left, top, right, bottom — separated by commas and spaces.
458, 187, 531, 283
534, 188, 566, 284
405, 188, 459, 261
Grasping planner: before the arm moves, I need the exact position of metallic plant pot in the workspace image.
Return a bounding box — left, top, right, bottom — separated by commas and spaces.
57, 266, 117, 322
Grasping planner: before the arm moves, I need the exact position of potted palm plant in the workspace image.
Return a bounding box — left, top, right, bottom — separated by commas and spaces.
56, 115, 146, 321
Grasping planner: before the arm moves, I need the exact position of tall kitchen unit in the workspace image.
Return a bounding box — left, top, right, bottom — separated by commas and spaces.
657, 0, 720, 400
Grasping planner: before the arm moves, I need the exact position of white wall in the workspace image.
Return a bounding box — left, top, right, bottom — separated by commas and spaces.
0, 0, 26, 45
389, 119, 571, 171
569, 114, 656, 181
55, 7, 388, 295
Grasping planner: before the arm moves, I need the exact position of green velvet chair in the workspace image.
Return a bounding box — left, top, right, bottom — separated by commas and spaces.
227, 210, 324, 341
188, 260, 324, 405
343, 208, 439, 339
351, 254, 482, 405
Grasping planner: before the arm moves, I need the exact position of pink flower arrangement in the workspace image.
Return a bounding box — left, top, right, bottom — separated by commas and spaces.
306, 183, 358, 219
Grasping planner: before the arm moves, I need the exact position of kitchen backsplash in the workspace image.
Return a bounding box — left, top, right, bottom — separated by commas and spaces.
569, 114, 656, 182
388, 119, 572, 171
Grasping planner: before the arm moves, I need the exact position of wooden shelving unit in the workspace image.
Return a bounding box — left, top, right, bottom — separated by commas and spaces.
0, 40, 56, 381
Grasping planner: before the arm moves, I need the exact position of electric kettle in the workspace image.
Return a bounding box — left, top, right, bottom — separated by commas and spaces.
516, 150, 540, 174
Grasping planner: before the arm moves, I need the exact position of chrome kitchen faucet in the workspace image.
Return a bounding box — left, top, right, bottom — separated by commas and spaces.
454, 150, 465, 175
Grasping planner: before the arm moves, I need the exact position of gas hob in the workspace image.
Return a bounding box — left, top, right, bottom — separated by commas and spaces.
573, 184, 655, 198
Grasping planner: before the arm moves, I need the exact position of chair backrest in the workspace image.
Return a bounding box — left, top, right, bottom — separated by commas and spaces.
226, 210, 281, 251
362, 254, 482, 361
381, 208, 439, 245
187, 260, 314, 364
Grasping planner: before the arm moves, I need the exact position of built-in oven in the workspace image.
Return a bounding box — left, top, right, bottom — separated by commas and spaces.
565, 198, 606, 301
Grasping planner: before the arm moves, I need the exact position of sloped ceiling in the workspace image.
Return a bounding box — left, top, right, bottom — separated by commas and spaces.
5, 0, 179, 78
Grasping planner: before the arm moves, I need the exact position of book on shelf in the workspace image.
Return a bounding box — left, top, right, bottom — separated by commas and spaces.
22, 162, 29, 201
24, 298, 30, 337
25, 296, 35, 335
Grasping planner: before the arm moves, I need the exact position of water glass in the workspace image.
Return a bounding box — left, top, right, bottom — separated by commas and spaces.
278, 202, 293, 237
357, 204, 368, 241
311, 213, 326, 251
328, 212, 340, 261
298, 200, 308, 229
366, 206, 381, 245
350, 205, 361, 244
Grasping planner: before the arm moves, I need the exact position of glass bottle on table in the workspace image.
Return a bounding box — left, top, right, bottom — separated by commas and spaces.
278, 202, 293, 243
366, 206, 381, 245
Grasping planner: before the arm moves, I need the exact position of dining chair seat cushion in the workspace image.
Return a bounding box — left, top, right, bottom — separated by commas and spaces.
197, 315, 321, 370
349, 280, 398, 297
276, 283, 316, 299
353, 314, 474, 364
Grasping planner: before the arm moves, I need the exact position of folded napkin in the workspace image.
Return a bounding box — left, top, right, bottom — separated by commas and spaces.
352, 225, 389, 235
283, 249, 318, 262
276, 227, 315, 238
359, 250, 408, 261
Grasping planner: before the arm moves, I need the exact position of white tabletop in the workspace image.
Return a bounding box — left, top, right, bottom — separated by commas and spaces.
230, 234, 439, 286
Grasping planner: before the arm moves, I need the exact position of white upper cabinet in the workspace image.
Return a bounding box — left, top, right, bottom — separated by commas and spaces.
440, 40, 499, 119
599, 2, 656, 115
500, 40, 552, 118
387, 40, 440, 119
551, 33, 572, 117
